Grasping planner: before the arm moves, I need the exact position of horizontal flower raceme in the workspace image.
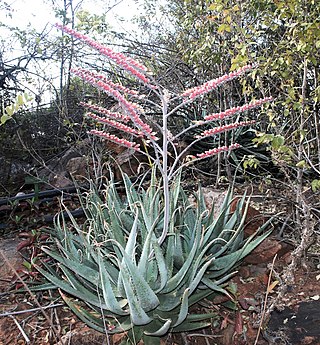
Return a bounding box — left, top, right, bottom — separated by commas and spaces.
88, 130, 140, 150
86, 112, 142, 137
181, 65, 253, 100
196, 143, 241, 159
196, 120, 256, 139
55, 24, 152, 85
204, 97, 273, 121
80, 102, 130, 122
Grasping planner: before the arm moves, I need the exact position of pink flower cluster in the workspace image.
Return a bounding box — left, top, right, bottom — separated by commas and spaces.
89, 130, 140, 150
73, 68, 140, 99
197, 120, 256, 138
79, 70, 141, 97
80, 102, 130, 122
196, 143, 241, 159
86, 112, 142, 137
204, 97, 273, 121
181, 65, 253, 100
72, 68, 157, 140
55, 24, 151, 85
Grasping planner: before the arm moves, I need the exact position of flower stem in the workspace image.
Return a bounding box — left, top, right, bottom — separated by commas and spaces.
158, 94, 170, 246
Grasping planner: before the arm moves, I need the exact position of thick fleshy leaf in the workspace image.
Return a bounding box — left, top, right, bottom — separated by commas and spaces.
124, 209, 139, 262
41, 247, 99, 285
137, 224, 155, 279
157, 285, 187, 312
152, 240, 168, 292
170, 171, 182, 217
119, 263, 153, 325
188, 258, 215, 295
172, 320, 211, 332
36, 265, 108, 309
120, 249, 160, 312
98, 254, 128, 315
208, 230, 272, 276
122, 173, 141, 212
172, 288, 190, 327
161, 216, 202, 294
196, 184, 207, 216
144, 318, 172, 336
60, 292, 105, 332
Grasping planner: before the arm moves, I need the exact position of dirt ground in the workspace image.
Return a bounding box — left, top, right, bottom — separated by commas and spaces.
0, 186, 319, 345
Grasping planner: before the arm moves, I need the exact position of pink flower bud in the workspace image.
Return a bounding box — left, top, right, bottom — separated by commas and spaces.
55, 24, 152, 85
89, 130, 140, 150
196, 143, 241, 159
181, 65, 253, 100
204, 97, 272, 121
196, 120, 256, 138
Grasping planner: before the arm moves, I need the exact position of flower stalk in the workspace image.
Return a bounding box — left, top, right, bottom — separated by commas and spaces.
56, 24, 272, 244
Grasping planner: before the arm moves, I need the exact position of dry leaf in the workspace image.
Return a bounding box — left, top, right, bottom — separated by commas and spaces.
267, 280, 279, 293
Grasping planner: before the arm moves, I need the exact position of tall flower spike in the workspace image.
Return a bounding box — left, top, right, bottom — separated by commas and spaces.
204, 97, 273, 122
80, 102, 130, 122
86, 112, 142, 137
72, 68, 157, 140
76, 69, 142, 98
181, 65, 253, 100
89, 130, 140, 150
55, 24, 152, 85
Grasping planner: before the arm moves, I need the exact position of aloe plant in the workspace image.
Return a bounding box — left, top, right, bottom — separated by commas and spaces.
37, 167, 271, 344
34, 25, 273, 344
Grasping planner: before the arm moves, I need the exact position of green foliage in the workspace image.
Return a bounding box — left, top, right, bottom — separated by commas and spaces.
37, 168, 271, 342
1, 92, 32, 126
243, 155, 260, 171
311, 179, 320, 193
253, 133, 294, 164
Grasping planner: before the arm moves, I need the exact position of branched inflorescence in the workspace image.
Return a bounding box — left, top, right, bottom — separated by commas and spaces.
55, 24, 272, 170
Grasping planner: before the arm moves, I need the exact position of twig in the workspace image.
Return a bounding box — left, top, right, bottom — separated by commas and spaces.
50, 290, 62, 336
254, 254, 277, 345
10, 315, 31, 343
0, 303, 64, 317
181, 332, 192, 345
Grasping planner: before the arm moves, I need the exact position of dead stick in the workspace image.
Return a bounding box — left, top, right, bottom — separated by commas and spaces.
10, 315, 31, 343
254, 254, 277, 345
0, 303, 64, 317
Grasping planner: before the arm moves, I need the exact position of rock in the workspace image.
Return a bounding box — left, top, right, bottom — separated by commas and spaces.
188, 187, 227, 218
230, 197, 265, 236
66, 156, 90, 181
244, 238, 282, 264
50, 173, 73, 189
0, 238, 23, 292
202, 187, 227, 217
268, 301, 320, 344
